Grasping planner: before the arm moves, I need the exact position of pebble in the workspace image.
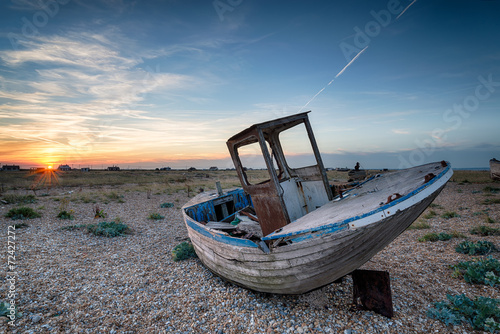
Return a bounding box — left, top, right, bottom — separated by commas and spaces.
2, 181, 499, 333
31, 314, 42, 323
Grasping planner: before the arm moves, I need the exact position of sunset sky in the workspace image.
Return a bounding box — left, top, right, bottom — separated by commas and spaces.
1, 0, 499, 170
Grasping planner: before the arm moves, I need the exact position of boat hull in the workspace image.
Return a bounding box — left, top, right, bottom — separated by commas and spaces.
491, 159, 500, 181
182, 163, 452, 294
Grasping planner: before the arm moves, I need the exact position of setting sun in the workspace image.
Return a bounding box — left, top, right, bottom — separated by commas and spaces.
47, 165, 53, 170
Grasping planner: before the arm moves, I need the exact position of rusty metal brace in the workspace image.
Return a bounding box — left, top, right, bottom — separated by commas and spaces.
351, 269, 394, 318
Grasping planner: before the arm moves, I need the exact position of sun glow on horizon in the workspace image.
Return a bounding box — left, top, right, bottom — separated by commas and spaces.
30, 165, 60, 190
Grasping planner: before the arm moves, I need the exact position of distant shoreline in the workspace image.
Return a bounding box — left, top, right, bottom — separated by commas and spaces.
452, 168, 489, 171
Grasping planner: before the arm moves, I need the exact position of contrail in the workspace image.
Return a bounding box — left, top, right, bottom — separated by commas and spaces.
335, 45, 369, 78
396, 0, 417, 20
298, 46, 369, 112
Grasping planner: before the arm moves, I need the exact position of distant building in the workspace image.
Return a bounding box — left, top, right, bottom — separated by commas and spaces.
160, 167, 171, 171
58, 164, 71, 171
209, 166, 218, 171
107, 166, 120, 171
81, 168, 90, 172
188, 167, 197, 172
2, 165, 20, 171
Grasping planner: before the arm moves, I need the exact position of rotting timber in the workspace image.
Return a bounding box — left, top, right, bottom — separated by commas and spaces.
182, 112, 453, 295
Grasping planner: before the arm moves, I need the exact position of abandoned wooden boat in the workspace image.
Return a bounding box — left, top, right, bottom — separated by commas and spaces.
490, 158, 500, 181
182, 112, 453, 294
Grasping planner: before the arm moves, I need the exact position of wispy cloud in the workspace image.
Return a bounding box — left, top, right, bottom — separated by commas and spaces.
392, 129, 410, 135
0, 28, 221, 165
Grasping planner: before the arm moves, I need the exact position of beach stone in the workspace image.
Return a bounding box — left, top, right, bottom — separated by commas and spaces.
6, 179, 499, 333
31, 314, 42, 323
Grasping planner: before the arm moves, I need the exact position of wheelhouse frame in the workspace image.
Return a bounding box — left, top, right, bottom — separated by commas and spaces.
227, 112, 333, 236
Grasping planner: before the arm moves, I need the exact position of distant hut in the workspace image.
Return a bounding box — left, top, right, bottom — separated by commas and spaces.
160, 167, 171, 171
491, 158, 500, 181
58, 164, 71, 171
209, 166, 218, 171
188, 167, 197, 172
107, 166, 120, 171
2, 165, 20, 171
81, 167, 90, 172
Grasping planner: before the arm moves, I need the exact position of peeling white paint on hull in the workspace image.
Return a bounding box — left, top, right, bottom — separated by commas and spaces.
182, 162, 453, 294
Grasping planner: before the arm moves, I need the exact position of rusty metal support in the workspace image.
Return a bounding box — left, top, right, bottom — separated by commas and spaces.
351, 269, 393, 318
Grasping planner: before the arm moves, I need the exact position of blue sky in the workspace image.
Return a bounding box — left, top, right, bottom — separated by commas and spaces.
0, 0, 499, 169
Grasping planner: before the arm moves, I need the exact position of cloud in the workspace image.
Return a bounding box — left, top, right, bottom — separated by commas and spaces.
392, 129, 410, 135
0, 27, 223, 165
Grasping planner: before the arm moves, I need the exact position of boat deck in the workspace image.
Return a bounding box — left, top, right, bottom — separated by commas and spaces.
266, 161, 448, 238
183, 162, 450, 243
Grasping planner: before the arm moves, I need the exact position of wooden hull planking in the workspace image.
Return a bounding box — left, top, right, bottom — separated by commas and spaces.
182, 162, 452, 294
185, 185, 442, 294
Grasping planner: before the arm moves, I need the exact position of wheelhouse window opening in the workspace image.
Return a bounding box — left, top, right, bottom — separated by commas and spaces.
278, 124, 318, 171
235, 138, 282, 186
226, 112, 333, 236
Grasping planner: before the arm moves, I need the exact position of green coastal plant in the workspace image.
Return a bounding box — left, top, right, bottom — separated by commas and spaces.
86, 221, 130, 237
428, 294, 500, 332
456, 240, 496, 255
148, 213, 165, 220
483, 186, 500, 194
470, 225, 500, 236
57, 209, 74, 220
172, 242, 197, 261
0, 301, 22, 319
5, 206, 41, 220
441, 211, 460, 219
483, 198, 500, 205
105, 191, 125, 203
418, 232, 453, 242
61, 221, 129, 237
93, 205, 107, 218
408, 221, 431, 230
486, 216, 497, 224
423, 210, 438, 219
2, 194, 37, 204
451, 256, 500, 287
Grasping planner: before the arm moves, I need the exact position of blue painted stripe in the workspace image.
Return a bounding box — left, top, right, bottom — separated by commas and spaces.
263, 162, 451, 241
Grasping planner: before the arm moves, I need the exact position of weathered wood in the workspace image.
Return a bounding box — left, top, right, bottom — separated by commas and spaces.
184, 168, 448, 294
183, 112, 454, 295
